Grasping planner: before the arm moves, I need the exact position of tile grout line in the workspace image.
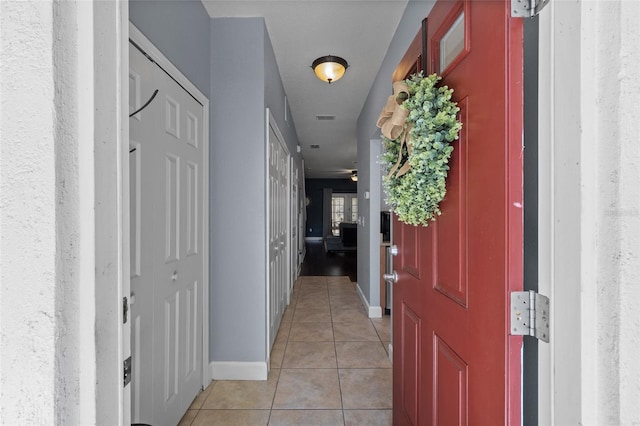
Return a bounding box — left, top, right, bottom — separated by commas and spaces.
328, 277, 347, 425
267, 277, 297, 423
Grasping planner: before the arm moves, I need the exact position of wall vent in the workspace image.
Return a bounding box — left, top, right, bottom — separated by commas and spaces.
310, 144, 320, 149
315, 115, 336, 121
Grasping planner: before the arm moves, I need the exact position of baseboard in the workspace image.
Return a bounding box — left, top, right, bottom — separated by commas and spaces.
210, 361, 268, 381
356, 283, 383, 318
368, 305, 383, 318
297, 248, 306, 276
305, 237, 323, 242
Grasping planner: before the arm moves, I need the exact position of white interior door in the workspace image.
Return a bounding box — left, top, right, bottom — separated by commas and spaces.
129, 41, 204, 426
268, 112, 290, 350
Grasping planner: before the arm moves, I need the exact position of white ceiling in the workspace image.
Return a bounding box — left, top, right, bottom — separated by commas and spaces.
202, 0, 409, 179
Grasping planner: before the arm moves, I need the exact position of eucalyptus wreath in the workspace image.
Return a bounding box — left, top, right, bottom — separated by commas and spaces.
381, 72, 462, 226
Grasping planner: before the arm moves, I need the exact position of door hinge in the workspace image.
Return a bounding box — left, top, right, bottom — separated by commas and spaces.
124, 356, 132, 387
123, 296, 128, 324
511, 0, 549, 18
510, 291, 550, 342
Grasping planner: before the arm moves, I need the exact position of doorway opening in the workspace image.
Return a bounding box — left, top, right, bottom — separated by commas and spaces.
331, 194, 358, 236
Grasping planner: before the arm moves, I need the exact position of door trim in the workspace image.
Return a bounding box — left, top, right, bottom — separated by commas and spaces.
290, 158, 300, 297
128, 22, 211, 394
522, 14, 540, 426
94, 2, 129, 424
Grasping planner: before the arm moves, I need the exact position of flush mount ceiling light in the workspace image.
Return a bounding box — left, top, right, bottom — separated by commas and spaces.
351, 170, 358, 182
312, 55, 349, 84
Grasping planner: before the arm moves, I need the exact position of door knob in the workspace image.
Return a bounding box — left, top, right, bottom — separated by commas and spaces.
172, 270, 178, 281
390, 245, 398, 256
383, 271, 398, 284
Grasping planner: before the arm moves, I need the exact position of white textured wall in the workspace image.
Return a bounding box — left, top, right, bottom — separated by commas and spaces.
1, 1, 96, 424
615, 3, 640, 422
1, 1, 58, 422
583, 1, 640, 423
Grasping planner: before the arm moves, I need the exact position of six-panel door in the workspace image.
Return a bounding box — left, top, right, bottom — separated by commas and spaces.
392, 1, 524, 424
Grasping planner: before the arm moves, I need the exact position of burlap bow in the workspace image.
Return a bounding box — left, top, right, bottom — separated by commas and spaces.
377, 80, 413, 178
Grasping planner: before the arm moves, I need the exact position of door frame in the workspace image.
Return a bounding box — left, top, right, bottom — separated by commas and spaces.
536, 2, 582, 423
93, 2, 130, 424
127, 21, 211, 410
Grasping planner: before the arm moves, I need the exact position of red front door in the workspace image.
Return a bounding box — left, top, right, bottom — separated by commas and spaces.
392, 1, 524, 425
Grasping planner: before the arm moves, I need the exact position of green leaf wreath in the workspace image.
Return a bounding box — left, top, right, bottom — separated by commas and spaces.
381, 73, 462, 226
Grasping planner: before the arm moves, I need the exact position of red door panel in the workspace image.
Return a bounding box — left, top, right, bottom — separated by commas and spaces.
433, 96, 468, 307
434, 335, 468, 426
400, 303, 421, 425
392, 1, 524, 425
401, 220, 421, 279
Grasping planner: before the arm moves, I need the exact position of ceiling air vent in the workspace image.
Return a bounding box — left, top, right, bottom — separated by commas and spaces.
315, 115, 336, 121
310, 144, 320, 149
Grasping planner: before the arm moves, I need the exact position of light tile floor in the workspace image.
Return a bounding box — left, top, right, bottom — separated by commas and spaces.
179, 276, 392, 426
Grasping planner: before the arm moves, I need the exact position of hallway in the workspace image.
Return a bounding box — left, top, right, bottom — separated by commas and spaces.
179, 275, 392, 425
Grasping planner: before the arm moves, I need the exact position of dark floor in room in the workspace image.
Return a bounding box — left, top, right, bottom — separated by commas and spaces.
299, 240, 357, 282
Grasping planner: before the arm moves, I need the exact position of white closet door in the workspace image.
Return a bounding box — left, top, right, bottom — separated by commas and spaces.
268, 117, 289, 350
129, 43, 204, 426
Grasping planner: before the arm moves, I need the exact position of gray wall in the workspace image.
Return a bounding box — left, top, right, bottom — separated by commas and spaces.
210, 17, 303, 362
210, 18, 267, 362
356, 0, 435, 308
131, 4, 303, 365
264, 25, 303, 162
130, 0, 211, 97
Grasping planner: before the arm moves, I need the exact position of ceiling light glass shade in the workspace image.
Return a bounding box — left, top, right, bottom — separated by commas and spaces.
351, 170, 358, 182
312, 55, 349, 83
